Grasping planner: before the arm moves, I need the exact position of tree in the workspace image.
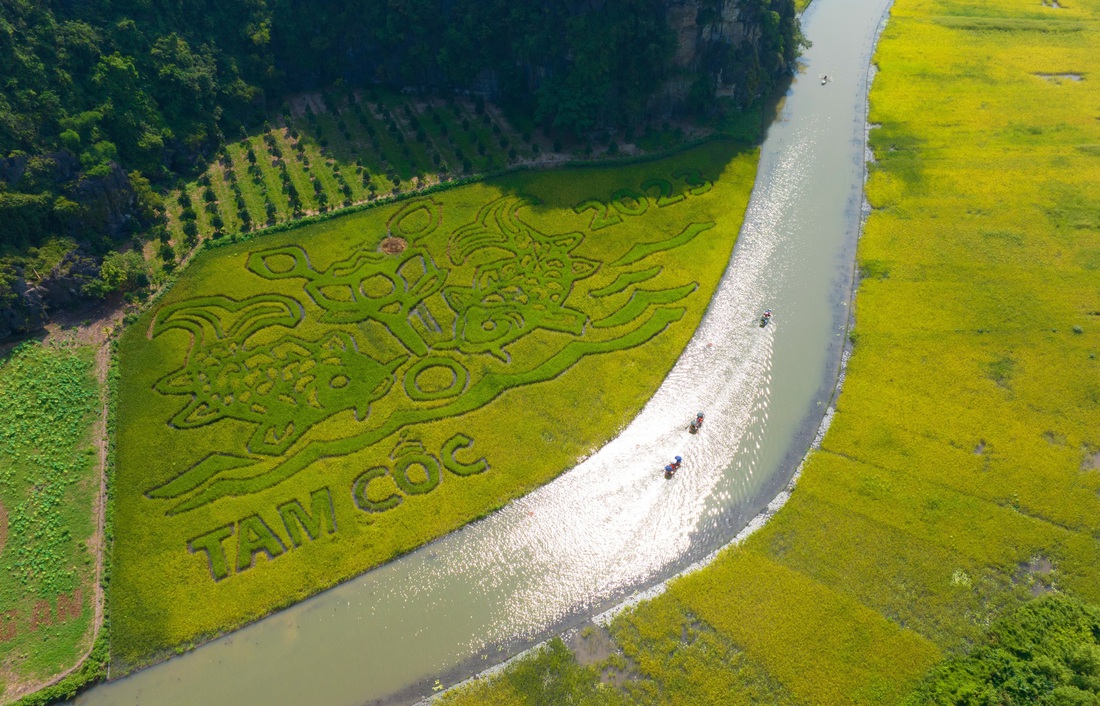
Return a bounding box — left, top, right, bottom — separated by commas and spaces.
84, 251, 149, 298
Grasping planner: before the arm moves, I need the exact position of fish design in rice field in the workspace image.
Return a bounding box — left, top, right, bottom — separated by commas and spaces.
439, 197, 600, 361
246, 244, 448, 356
146, 294, 405, 507
145, 197, 714, 514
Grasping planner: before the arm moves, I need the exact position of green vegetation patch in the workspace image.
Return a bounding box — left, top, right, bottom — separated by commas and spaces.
909, 595, 1100, 705
0, 343, 100, 701
109, 142, 759, 668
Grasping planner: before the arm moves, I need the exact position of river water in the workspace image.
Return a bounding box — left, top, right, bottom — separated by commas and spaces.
77, 0, 890, 702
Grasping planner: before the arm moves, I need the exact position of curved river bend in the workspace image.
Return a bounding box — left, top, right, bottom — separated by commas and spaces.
78, 0, 890, 702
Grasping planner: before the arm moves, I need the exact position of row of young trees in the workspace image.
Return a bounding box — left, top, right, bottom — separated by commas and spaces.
170, 93, 550, 247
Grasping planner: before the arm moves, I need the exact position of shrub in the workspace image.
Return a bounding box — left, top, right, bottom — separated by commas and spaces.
85, 250, 149, 297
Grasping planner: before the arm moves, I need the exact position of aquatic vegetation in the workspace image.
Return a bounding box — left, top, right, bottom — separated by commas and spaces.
0, 343, 100, 700
441, 0, 1100, 701
109, 142, 759, 668
441, 639, 629, 706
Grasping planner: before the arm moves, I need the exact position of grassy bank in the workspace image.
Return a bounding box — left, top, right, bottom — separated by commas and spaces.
440, 0, 1100, 701
0, 344, 101, 703
109, 141, 760, 669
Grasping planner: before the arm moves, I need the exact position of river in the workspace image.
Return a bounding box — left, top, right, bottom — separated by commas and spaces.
76, 0, 891, 702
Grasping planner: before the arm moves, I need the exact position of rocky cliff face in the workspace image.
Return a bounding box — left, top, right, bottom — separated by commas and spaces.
0, 156, 133, 341
67, 164, 137, 240
656, 0, 793, 113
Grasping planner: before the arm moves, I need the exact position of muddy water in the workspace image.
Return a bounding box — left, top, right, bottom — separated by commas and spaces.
77, 0, 891, 702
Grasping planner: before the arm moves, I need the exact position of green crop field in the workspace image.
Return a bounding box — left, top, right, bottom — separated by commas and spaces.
109, 141, 760, 668
0, 343, 101, 702
440, 0, 1100, 701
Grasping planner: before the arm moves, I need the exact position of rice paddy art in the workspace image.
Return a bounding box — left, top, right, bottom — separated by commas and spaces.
109, 143, 758, 668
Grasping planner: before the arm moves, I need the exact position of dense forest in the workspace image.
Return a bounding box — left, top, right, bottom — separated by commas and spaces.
0, 0, 801, 339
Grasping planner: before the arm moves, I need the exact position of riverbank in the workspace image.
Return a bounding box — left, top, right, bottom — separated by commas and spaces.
436, 0, 1100, 701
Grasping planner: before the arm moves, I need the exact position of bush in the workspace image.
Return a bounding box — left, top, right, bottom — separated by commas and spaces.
909, 597, 1100, 705
84, 250, 149, 298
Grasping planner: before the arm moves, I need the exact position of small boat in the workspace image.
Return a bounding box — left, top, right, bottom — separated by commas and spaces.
663, 456, 683, 479
821, 74, 829, 85
689, 412, 705, 434
760, 309, 773, 327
